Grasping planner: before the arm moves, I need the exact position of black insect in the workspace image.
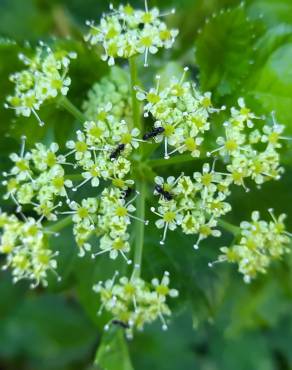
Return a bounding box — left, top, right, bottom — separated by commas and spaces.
112, 319, 130, 329
122, 187, 133, 199
109, 144, 125, 160
154, 185, 173, 201
143, 126, 165, 140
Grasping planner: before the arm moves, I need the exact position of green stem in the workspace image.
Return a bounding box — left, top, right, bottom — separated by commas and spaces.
58, 96, 87, 122
129, 57, 141, 133
218, 219, 240, 236
132, 181, 146, 278
47, 215, 72, 233
129, 56, 145, 278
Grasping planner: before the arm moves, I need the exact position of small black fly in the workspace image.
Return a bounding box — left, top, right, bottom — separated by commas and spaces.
112, 319, 130, 329
143, 127, 165, 140
154, 185, 173, 201
109, 144, 125, 160
122, 187, 133, 199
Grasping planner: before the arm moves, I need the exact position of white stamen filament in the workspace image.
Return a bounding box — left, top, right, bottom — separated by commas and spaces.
160, 223, 169, 245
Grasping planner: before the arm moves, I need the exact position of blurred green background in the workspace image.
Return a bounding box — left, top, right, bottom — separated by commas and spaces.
1, 0, 292, 369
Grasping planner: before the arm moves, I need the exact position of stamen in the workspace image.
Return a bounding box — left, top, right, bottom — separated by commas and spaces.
72, 177, 91, 191
132, 295, 137, 312
159, 9, 176, 17
20, 135, 26, 157
128, 214, 149, 225
268, 208, 277, 223
279, 136, 292, 141
125, 191, 139, 206
31, 108, 45, 127
11, 193, 23, 215
111, 270, 119, 287
120, 250, 132, 264
133, 138, 151, 143
133, 85, 148, 94
64, 149, 76, 158
164, 138, 169, 159
241, 180, 250, 193
91, 248, 111, 259
193, 235, 202, 250
208, 259, 222, 268
158, 312, 168, 330
144, 48, 149, 67
150, 207, 161, 217
211, 157, 217, 172
168, 144, 186, 156
160, 223, 169, 245
271, 111, 277, 127
173, 172, 185, 186
207, 147, 223, 157
179, 67, 189, 85
2, 172, 8, 178
155, 75, 161, 93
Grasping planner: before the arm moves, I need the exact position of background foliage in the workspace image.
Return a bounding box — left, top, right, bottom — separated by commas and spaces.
1, 0, 292, 369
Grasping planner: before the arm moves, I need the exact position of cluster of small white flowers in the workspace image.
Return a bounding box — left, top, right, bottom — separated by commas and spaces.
218, 210, 291, 282
93, 187, 147, 264
65, 105, 140, 190
84, 2, 178, 66
68, 197, 99, 257
137, 69, 224, 159
2, 109, 143, 258
83, 66, 132, 125
93, 270, 178, 338
2, 137, 71, 220
2, 0, 290, 337
208, 99, 285, 188
0, 212, 59, 287
5, 45, 76, 126
151, 166, 232, 246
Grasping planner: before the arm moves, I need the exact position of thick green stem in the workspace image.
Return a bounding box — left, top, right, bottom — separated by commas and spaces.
218, 219, 240, 236
129, 57, 141, 133
59, 96, 87, 122
129, 57, 145, 278
132, 181, 146, 278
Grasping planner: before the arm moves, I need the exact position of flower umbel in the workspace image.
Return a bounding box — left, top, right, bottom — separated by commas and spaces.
93, 271, 178, 338
217, 210, 291, 282
84, 2, 178, 66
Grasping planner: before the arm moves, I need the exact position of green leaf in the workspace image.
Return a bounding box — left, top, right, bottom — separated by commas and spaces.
195, 5, 255, 96
248, 0, 292, 27
0, 293, 97, 369
249, 42, 292, 132
95, 329, 134, 370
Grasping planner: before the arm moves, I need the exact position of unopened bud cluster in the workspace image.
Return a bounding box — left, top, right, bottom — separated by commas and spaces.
83, 66, 132, 125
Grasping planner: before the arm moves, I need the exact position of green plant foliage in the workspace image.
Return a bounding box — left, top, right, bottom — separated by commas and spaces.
95, 329, 134, 370
1, 0, 292, 369
196, 5, 255, 96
